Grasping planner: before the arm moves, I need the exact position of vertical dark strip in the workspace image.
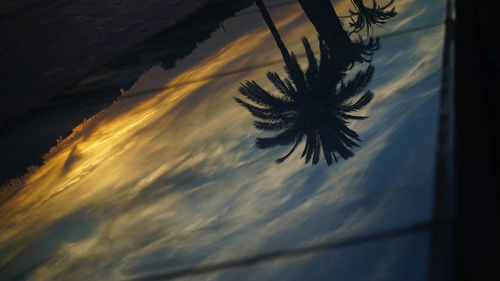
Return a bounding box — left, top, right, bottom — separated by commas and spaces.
453, 0, 500, 280
429, 0, 456, 280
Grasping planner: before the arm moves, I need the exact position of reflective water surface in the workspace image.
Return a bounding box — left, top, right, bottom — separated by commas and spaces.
0, 0, 447, 280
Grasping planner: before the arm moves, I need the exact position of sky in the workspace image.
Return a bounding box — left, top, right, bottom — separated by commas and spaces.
0, 0, 447, 280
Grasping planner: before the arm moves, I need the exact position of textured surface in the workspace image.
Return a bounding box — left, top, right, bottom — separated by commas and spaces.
0, 0, 211, 127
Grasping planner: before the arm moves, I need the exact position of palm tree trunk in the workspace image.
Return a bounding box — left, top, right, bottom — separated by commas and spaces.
255, 0, 293, 67
297, 0, 353, 66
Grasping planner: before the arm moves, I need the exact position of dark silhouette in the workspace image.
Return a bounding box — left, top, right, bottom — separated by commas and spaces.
297, 0, 383, 69
235, 37, 374, 165
235, 0, 385, 165
236, 0, 398, 165
253, 0, 295, 70
349, 0, 398, 35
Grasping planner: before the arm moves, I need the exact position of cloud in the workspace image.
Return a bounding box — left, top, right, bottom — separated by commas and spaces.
0, 0, 446, 280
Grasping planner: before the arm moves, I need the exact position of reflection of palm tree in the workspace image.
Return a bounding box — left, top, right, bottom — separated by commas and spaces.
254, 0, 294, 71
235, 37, 374, 165
236, 0, 380, 165
349, 0, 398, 35
295, 0, 379, 70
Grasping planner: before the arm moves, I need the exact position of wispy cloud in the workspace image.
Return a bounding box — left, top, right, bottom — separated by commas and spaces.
0, 0, 445, 280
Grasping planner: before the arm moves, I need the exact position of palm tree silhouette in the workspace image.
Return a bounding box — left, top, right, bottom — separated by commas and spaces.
253, 0, 295, 71
296, 0, 384, 70
349, 0, 398, 35
235, 0, 377, 165
235, 36, 375, 165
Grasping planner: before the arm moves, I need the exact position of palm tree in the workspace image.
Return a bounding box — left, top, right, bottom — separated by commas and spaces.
235, 37, 375, 165
296, 0, 382, 70
349, 0, 398, 35
235, 0, 377, 165
254, 0, 296, 74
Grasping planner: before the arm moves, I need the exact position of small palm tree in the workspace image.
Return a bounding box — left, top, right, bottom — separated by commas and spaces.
296, 0, 381, 70
235, 37, 374, 165
349, 0, 398, 35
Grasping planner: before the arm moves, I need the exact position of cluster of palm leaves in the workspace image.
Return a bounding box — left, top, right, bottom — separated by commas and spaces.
342, 36, 380, 67
349, 0, 398, 35
235, 37, 375, 165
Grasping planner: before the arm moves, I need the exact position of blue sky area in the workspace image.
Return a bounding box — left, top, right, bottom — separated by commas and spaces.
0, 1, 447, 280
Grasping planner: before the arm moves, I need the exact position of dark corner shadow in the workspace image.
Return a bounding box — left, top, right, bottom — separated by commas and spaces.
0, 0, 254, 187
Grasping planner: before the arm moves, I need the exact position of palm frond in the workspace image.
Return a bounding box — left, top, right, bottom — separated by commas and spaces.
312, 137, 321, 164
347, 36, 380, 63
266, 72, 296, 98
239, 81, 290, 107
234, 97, 289, 121
302, 37, 319, 85
316, 38, 347, 90
253, 120, 291, 131
342, 90, 374, 112
338, 64, 375, 102
301, 133, 315, 163
339, 132, 359, 148
349, 0, 397, 35
320, 133, 334, 165
255, 127, 299, 149
338, 125, 361, 142
276, 134, 303, 163
339, 113, 368, 120
284, 52, 307, 92
318, 38, 332, 76
334, 137, 355, 160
